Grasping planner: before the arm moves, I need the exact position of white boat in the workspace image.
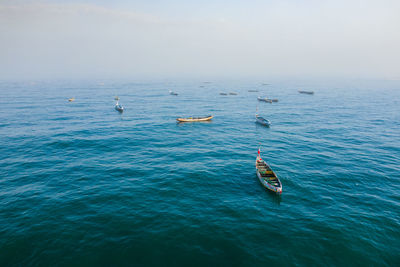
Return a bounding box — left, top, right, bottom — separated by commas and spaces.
258, 96, 278, 103
169, 90, 178, 96
255, 114, 271, 127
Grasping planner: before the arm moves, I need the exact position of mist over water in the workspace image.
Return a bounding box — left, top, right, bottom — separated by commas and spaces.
0, 80, 399, 265
1, 1, 400, 80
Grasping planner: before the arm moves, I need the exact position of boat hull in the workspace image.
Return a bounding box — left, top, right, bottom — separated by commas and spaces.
255, 118, 270, 127
256, 171, 282, 194
176, 115, 213, 122
255, 158, 282, 194
115, 105, 124, 112
256, 121, 270, 127
257, 97, 272, 103
298, 91, 314, 95
255, 115, 270, 127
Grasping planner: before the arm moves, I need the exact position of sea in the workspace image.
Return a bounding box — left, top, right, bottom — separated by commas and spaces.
0, 79, 399, 266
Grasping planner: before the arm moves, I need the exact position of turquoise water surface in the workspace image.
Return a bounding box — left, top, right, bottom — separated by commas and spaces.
0, 80, 399, 266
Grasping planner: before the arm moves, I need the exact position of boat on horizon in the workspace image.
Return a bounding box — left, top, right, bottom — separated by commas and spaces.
176, 115, 213, 122
220, 93, 228, 95
229, 92, 238, 95
256, 148, 282, 194
298, 90, 314, 95
248, 89, 259, 92
169, 90, 178, 96
68, 98, 75, 102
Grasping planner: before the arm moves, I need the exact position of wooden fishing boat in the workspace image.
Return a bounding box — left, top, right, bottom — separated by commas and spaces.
256, 148, 282, 194
255, 114, 271, 127
298, 90, 314, 95
68, 98, 75, 102
257, 97, 272, 103
169, 90, 178, 96
176, 115, 213, 122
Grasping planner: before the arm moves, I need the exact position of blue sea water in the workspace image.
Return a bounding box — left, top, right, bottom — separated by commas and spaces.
0, 80, 399, 266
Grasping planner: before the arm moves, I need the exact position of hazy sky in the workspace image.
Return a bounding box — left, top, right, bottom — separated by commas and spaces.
1, 0, 399, 80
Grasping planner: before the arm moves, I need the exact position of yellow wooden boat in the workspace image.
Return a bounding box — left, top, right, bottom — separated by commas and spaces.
176, 115, 213, 122
68, 98, 75, 102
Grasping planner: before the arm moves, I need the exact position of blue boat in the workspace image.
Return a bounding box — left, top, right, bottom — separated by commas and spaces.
115, 100, 124, 112
255, 114, 270, 127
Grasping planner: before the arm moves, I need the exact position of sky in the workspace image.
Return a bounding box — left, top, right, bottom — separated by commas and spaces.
0, 0, 399, 80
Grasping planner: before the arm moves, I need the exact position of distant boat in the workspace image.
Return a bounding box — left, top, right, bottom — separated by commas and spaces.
68, 98, 75, 102
169, 90, 178, 96
248, 89, 259, 92
255, 114, 271, 127
220, 93, 228, 95
257, 96, 278, 103
115, 100, 124, 112
256, 148, 282, 194
257, 97, 272, 103
261, 83, 270, 86
229, 92, 238, 95
114, 96, 120, 100
176, 115, 213, 122
298, 90, 314, 95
